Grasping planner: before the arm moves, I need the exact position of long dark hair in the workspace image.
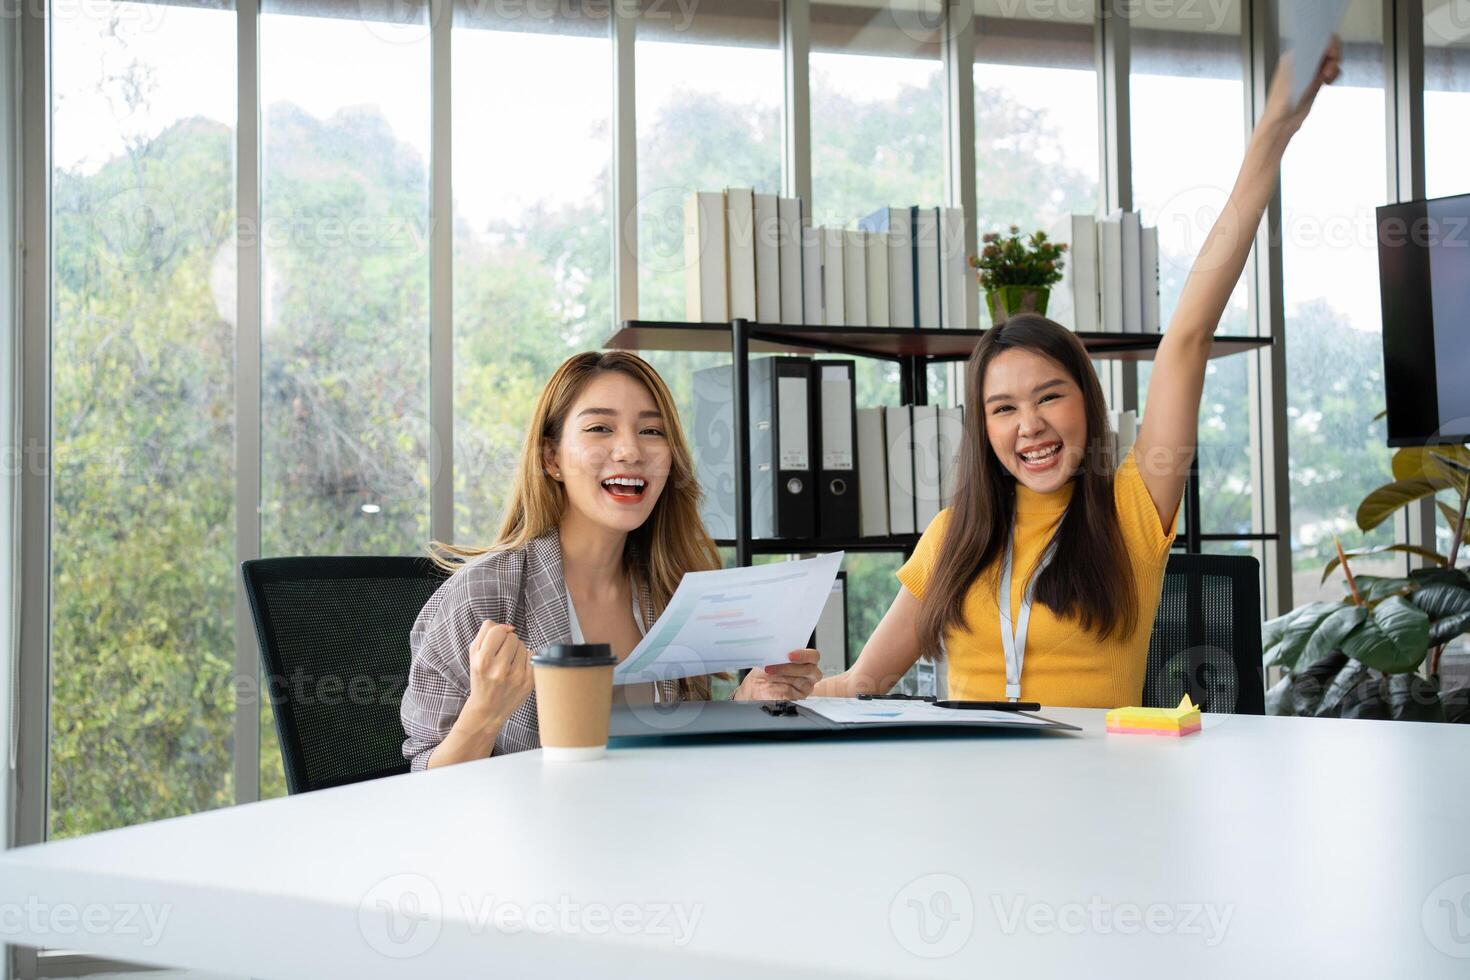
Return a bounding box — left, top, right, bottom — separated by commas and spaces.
915, 315, 1137, 659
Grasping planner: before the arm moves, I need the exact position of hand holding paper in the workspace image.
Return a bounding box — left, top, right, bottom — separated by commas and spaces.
613, 552, 844, 686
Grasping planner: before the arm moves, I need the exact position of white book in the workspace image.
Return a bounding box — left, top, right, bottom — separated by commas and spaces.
684, 191, 728, 322
937, 406, 964, 507
911, 404, 942, 530
914, 207, 941, 329
859, 208, 915, 328
856, 407, 889, 537
1069, 214, 1098, 332
940, 207, 969, 329
865, 230, 890, 328
821, 227, 845, 326
801, 225, 823, 325
1141, 224, 1160, 334
778, 196, 804, 326
884, 406, 916, 535
843, 229, 868, 326
1097, 211, 1124, 334
754, 192, 781, 324
1121, 210, 1142, 333
726, 187, 756, 320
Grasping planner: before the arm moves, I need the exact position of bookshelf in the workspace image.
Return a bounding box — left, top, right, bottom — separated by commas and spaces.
605, 318, 1274, 566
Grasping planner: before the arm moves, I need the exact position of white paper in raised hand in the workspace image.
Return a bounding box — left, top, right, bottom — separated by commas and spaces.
1279, 0, 1350, 109
613, 552, 844, 685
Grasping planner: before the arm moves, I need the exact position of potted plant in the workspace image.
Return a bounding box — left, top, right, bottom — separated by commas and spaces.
1262, 443, 1470, 722
970, 226, 1066, 325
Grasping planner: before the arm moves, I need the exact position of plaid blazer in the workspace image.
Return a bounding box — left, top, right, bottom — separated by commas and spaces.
400, 530, 675, 769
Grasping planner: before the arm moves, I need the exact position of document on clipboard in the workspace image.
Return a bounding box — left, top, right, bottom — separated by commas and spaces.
799, 697, 1055, 728
613, 552, 843, 686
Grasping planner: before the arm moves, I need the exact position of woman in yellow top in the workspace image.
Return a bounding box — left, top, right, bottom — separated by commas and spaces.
816, 44, 1341, 708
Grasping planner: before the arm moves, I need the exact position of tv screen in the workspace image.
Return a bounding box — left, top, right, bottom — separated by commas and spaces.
1376, 191, 1470, 447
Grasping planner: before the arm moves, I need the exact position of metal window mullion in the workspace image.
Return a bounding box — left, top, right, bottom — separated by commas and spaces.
1096, 0, 1136, 413
782, 0, 812, 208
1384, 0, 1434, 572
430, 0, 453, 545
944, 0, 976, 333
612, 4, 637, 324
1244, 0, 1292, 618
233, 0, 262, 807
16, 0, 52, 936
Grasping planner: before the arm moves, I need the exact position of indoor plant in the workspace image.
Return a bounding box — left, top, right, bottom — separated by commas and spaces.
1261, 443, 1470, 722
970, 226, 1066, 325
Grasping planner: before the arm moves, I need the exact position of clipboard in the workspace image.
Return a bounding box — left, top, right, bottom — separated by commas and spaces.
608, 697, 1080, 744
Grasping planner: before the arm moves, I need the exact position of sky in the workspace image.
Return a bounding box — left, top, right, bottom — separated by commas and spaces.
48, 0, 1470, 338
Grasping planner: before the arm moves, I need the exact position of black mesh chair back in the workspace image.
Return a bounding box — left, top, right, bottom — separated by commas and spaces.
241, 556, 447, 793
1142, 553, 1265, 714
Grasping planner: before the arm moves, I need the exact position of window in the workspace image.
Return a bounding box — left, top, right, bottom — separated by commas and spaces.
452, 3, 613, 545
1424, 0, 1470, 199
974, 3, 1099, 330
49, 0, 237, 837
1280, 0, 1394, 604
635, 0, 782, 323
1131, 2, 1252, 541
258, 0, 433, 796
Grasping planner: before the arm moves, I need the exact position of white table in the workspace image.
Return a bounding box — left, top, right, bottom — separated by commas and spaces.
3, 708, 1469, 978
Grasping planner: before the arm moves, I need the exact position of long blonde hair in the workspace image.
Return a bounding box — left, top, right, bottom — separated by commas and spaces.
430, 351, 722, 697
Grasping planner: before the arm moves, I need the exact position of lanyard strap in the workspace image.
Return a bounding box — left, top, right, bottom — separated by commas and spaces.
998, 535, 1053, 702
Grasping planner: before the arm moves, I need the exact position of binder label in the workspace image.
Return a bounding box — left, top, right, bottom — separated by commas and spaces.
777, 376, 810, 469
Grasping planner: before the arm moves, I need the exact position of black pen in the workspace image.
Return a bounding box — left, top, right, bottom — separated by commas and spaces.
932, 700, 1041, 712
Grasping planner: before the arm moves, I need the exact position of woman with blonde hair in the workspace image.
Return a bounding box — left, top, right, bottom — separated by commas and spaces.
817, 44, 1341, 707
402, 351, 821, 768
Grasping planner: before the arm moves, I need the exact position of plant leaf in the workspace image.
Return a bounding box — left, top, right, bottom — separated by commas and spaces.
1263, 602, 1340, 669
1338, 596, 1430, 674
1290, 651, 1348, 716
1300, 604, 1366, 672
1409, 566, 1470, 590
1412, 583, 1470, 644
1346, 575, 1413, 603
1387, 673, 1446, 723
1265, 674, 1295, 716
1392, 446, 1470, 492
1356, 479, 1440, 531
1315, 659, 1371, 718
1321, 544, 1447, 583
1439, 500, 1463, 531
1443, 687, 1470, 725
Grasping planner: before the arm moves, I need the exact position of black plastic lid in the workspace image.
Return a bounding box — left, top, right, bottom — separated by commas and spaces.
531, 643, 618, 668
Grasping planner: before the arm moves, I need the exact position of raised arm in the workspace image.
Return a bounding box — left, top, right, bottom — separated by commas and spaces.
1132, 42, 1341, 527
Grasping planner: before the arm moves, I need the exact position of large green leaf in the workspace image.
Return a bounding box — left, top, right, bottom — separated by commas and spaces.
1392, 446, 1470, 493
1265, 674, 1295, 716
1413, 583, 1470, 644
1439, 500, 1462, 530
1299, 604, 1366, 672
1345, 575, 1413, 604
1264, 602, 1340, 669
1290, 651, 1349, 716
1315, 659, 1371, 718
1443, 687, 1470, 725
1356, 479, 1440, 531
1409, 566, 1470, 590
1320, 544, 1446, 584
1386, 673, 1446, 722
1339, 596, 1430, 674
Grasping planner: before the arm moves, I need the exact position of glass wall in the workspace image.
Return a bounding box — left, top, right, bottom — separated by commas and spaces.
1131, 1, 1252, 540
974, 1, 1099, 330
452, 2, 613, 545
49, 0, 237, 837
1281, 0, 1393, 604
258, 0, 433, 796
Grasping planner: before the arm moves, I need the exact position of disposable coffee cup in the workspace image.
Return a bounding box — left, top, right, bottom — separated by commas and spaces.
531, 643, 618, 762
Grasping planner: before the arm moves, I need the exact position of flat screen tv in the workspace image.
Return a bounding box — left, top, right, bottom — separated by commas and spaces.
1377, 191, 1470, 447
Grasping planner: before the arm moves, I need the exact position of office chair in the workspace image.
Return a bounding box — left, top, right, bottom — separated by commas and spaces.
1142, 552, 1265, 715
241, 556, 447, 793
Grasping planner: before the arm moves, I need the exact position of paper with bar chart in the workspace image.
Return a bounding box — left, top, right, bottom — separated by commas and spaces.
613, 552, 844, 685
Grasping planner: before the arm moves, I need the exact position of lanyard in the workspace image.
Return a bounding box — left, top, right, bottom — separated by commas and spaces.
998, 534, 1054, 702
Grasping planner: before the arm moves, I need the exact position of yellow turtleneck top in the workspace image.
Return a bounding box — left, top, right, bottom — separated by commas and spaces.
896, 450, 1178, 708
